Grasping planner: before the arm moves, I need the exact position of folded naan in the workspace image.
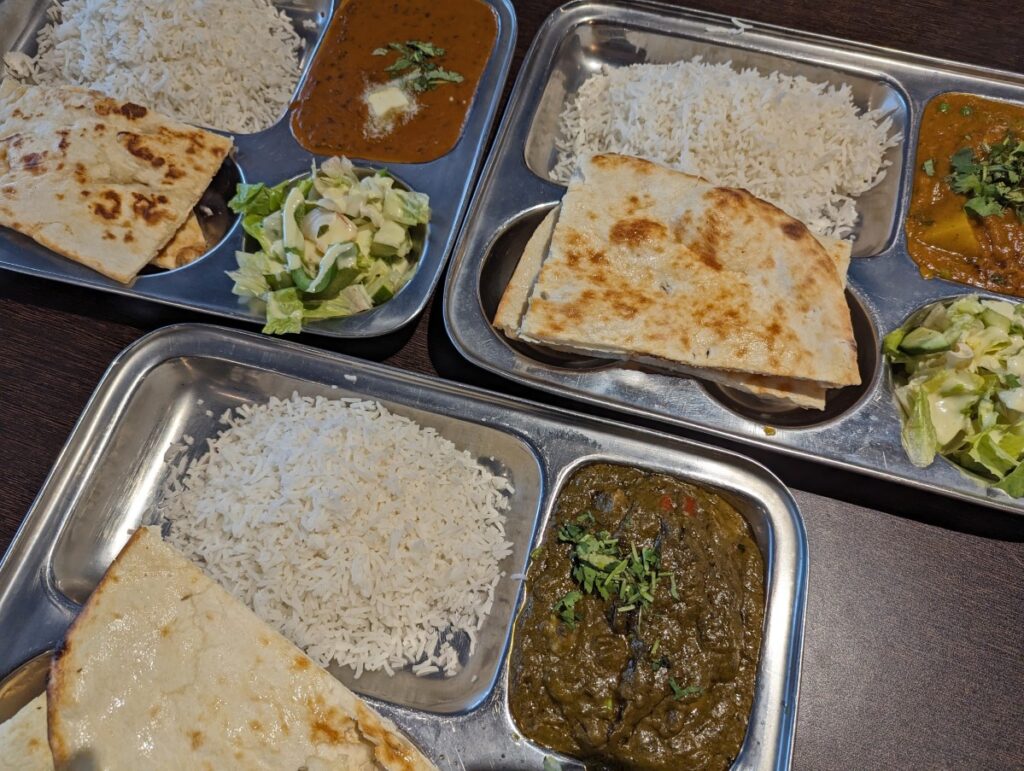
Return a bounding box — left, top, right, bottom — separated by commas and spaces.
0, 80, 231, 283
500, 154, 859, 407
150, 213, 207, 270
495, 206, 852, 409
0, 694, 52, 771
48, 527, 436, 770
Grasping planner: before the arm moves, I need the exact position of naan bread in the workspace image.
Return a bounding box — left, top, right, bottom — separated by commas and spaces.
493, 206, 559, 336
0, 694, 52, 771
150, 213, 206, 270
48, 527, 436, 771
711, 235, 854, 409
0, 80, 231, 283
517, 154, 859, 388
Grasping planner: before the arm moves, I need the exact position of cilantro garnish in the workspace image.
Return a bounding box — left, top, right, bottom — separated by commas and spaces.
559, 522, 658, 604
669, 678, 703, 700
554, 590, 582, 628
372, 41, 464, 93
947, 133, 1024, 222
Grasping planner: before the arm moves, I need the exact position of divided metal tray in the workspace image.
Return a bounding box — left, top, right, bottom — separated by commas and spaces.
444, 0, 1024, 515
0, 0, 515, 337
0, 323, 806, 770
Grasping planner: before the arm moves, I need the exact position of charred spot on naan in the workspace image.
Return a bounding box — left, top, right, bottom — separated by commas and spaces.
305, 694, 359, 746
118, 131, 167, 168
609, 217, 668, 246
91, 189, 122, 220
131, 191, 173, 225
93, 97, 148, 120
21, 152, 45, 174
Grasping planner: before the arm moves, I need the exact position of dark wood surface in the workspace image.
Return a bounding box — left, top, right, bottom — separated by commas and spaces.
2, 1, 1022, 768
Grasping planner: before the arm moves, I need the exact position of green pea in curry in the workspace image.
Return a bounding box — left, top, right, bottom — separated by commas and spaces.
509, 464, 764, 771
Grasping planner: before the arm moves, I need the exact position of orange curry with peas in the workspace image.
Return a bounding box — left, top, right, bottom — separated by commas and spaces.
290, 0, 497, 164
907, 93, 1024, 295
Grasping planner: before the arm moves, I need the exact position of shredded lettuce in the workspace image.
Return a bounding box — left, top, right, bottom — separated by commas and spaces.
226, 156, 430, 334
885, 295, 1024, 495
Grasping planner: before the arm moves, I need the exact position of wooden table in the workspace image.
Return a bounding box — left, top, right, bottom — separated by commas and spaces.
2, 1, 1022, 768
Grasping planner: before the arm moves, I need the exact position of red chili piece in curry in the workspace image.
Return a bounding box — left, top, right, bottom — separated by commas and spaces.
907, 93, 1024, 295
291, 0, 497, 163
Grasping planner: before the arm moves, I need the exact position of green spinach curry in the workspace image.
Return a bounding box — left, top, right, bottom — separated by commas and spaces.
509, 464, 764, 771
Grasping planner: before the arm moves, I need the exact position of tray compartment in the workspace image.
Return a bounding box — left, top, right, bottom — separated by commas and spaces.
47, 352, 545, 714
476, 440, 805, 771
503, 454, 788, 767
522, 17, 909, 258
0, 0, 336, 135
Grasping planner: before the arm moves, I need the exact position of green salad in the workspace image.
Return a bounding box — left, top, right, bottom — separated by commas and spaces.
885, 295, 1024, 495
227, 156, 430, 334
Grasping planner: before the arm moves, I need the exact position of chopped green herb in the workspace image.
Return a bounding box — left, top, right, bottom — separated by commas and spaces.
669, 573, 679, 601
668, 677, 684, 699
960, 105, 973, 117
554, 590, 583, 628
922, 158, 935, 177
948, 133, 1024, 222
530, 546, 543, 560
556, 519, 664, 613
938, 101, 950, 113
372, 40, 464, 93
669, 678, 703, 700
650, 639, 660, 657
576, 511, 596, 525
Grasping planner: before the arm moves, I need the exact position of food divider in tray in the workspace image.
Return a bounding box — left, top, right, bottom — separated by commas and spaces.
444, 0, 1024, 516
0, 323, 806, 770
0, 0, 516, 337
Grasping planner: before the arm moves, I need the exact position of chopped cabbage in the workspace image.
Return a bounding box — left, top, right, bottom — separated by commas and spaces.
227, 157, 430, 334
884, 295, 1024, 495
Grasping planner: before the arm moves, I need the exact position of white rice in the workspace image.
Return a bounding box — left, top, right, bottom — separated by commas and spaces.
3, 0, 303, 133
160, 393, 514, 678
551, 58, 901, 238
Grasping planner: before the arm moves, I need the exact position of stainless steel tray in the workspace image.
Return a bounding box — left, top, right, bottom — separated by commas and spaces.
0, 0, 515, 338
0, 323, 806, 770
444, 0, 1024, 515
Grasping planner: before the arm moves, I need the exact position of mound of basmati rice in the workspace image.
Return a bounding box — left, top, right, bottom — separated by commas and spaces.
3, 0, 303, 133
551, 58, 901, 238
160, 393, 514, 678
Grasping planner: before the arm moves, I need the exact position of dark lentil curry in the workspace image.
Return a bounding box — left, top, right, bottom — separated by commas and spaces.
290, 0, 497, 163
509, 464, 764, 771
